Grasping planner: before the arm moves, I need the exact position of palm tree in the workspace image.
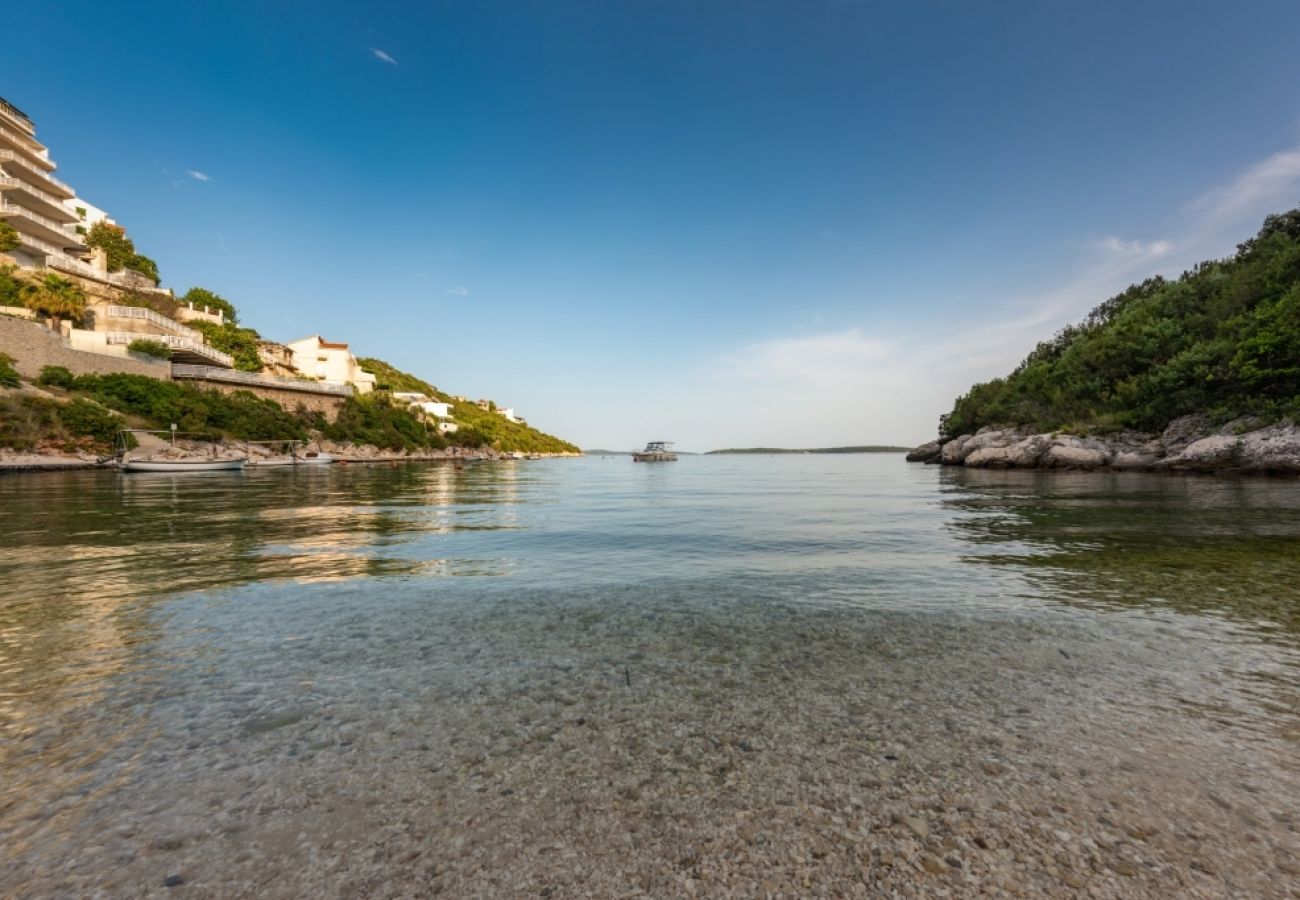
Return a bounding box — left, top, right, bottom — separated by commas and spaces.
22, 273, 86, 328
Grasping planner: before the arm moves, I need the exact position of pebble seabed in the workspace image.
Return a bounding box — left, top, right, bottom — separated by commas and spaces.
2, 582, 1298, 899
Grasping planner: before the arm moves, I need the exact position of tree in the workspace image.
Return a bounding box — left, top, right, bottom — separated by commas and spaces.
0, 221, 20, 254
181, 287, 238, 324
84, 221, 136, 271
21, 273, 86, 327
125, 253, 160, 284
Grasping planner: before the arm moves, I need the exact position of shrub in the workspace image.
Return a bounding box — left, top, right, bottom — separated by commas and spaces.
0, 352, 19, 388
181, 287, 238, 324
0, 264, 27, 306
58, 397, 122, 444
70, 373, 311, 441
189, 320, 262, 371
127, 338, 172, 360
36, 366, 75, 388
125, 254, 159, 284
0, 221, 20, 253
0, 395, 57, 449
324, 394, 442, 451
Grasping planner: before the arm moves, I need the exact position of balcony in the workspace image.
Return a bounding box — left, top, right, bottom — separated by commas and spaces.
0, 97, 35, 136
104, 331, 234, 367
172, 364, 354, 396
0, 124, 53, 171
0, 202, 83, 250
104, 305, 201, 341
0, 152, 74, 198
0, 176, 78, 222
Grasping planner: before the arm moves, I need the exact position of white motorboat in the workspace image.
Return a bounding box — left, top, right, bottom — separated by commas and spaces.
296, 451, 336, 465
121, 457, 246, 473
632, 441, 678, 462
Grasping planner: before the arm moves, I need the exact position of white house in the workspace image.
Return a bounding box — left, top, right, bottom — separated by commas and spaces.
498, 407, 519, 423
286, 335, 377, 393
418, 399, 453, 419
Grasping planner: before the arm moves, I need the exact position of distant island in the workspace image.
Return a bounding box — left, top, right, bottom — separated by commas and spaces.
707, 446, 912, 455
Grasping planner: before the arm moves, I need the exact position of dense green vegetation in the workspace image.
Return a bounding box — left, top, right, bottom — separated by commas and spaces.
942, 208, 1300, 437
61, 372, 314, 441
126, 338, 172, 360
0, 221, 20, 253
358, 356, 580, 453
181, 287, 239, 324
18, 273, 86, 326
189, 319, 263, 371
84, 221, 159, 283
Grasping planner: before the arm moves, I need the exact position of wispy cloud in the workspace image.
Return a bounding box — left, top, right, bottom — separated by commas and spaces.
445, 285, 469, 296
370, 47, 397, 66
186, 170, 212, 183
1093, 236, 1172, 258
1189, 148, 1300, 223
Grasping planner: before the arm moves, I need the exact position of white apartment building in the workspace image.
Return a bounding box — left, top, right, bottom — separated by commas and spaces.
0, 96, 85, 268
286, 335, 377, 393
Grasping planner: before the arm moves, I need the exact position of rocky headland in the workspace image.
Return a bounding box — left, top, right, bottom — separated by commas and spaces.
906, 415, 1300, 475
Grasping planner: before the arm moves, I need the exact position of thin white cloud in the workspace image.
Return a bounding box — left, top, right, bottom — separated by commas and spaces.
1094, 236, 1172, 258
370, 47, 397, 66
445, 286, 469, 296
186, 170, 212, 183
1189, 148, 1300, 223
724, 328, 897, 388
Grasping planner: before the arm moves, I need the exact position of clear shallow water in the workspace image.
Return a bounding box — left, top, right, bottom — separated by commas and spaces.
0, 456, 1297, 898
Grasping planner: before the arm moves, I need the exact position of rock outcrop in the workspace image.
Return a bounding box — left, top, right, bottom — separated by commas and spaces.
906, 418, 1300, 475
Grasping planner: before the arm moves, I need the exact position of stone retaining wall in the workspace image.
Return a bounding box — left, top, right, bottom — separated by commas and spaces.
189, 378, 348, 421
0, 315, 170, 380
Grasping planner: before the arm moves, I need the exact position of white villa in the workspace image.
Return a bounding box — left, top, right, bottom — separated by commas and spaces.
286, 335, 377, 393
391, 391, 456, 425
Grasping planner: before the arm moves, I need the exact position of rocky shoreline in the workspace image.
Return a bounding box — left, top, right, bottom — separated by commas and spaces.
0, 439, 581, 473
906, 415, 1300, 475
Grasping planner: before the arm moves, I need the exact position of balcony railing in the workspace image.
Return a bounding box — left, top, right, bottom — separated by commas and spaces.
171, 364, 354, 396
104, 304, 200, 341
0, 176, 78, 220
105, 332, 234, 367
0, 202, 82, 244
0, 124, 52, 168
30, 247, 168, 294
0, 151, 73, 196
0, 97, 35, 134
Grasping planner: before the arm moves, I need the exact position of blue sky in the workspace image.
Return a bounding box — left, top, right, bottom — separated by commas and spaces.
5, 0, 1300, 449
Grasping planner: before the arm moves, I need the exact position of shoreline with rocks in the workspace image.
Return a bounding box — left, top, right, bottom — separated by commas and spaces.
0, 439, 581, 474
906, 415, 1300, 475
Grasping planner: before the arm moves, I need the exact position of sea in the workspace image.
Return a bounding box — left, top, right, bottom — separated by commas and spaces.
1, 455, 1297, 897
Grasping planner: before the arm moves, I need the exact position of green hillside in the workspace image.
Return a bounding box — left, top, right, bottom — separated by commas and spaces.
941, 208, 1300, 437
357, 357, 580, 454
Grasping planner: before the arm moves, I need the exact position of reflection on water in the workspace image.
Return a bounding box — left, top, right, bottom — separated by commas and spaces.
942, 467, 1300, 638
1, 457, 1298, 897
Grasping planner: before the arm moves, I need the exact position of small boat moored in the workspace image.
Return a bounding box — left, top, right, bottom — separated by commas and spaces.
632, 441, 678, 462
121, 457, 246, 473
296, 451, 335, 465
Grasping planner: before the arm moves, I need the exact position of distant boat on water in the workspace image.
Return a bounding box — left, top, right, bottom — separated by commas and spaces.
633, 441, 677, 462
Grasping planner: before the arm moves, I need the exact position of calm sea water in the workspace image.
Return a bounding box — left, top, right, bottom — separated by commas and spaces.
1, 456, 1297, 897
